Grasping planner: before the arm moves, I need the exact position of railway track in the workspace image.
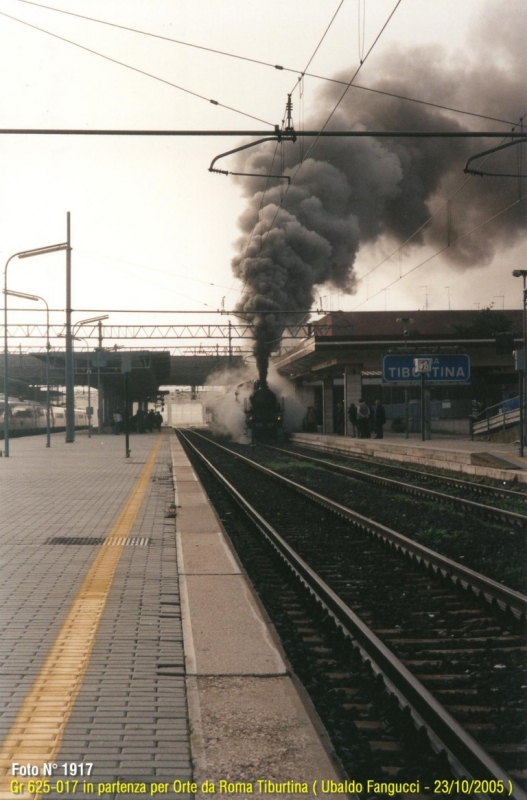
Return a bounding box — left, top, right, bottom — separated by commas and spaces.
273, 444, 527, 529
177, 429, 527, 799
231, 441, 526, 595
288, 440, 527, 504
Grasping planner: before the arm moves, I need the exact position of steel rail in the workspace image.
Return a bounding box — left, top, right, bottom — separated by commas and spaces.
178, 429, 527, 799
289, 441, 527, 502
186, 431, 527, 621
266, 444, 527, 528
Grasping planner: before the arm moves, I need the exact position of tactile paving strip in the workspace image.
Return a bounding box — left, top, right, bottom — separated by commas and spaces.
0, 434, 191, 798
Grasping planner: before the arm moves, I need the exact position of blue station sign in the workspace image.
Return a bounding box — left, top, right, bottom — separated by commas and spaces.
382, 354, 471, 384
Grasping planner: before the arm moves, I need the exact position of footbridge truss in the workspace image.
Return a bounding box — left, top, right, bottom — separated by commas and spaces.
3, 321, 329, 343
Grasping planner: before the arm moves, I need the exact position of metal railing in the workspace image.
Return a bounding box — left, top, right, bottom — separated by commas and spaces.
471, 396, 520, 437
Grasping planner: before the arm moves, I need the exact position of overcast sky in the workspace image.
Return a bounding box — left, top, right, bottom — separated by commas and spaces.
0, 0, 525, 355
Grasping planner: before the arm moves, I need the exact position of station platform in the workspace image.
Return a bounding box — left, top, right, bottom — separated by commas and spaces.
0, 431, 344, 800
291, 431, 527, 483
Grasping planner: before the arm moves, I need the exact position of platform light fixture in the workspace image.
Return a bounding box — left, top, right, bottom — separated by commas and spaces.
3, 240, 68, 457
75, 315, 110, 327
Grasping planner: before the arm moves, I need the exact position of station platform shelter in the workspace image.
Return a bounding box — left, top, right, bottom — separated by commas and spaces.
272, 309, 521, 437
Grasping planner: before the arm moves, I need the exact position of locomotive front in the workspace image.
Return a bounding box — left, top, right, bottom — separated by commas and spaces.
245, 380, 283, 442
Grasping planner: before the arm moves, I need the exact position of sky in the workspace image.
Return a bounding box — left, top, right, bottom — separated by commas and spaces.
0, 0, 525, 359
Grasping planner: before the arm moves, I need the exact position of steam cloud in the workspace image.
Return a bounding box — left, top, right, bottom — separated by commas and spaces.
231, 0, 526, 380
206, 363, 305, 441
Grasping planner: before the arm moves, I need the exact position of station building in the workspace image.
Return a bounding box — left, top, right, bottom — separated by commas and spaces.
272, 309, 522, 435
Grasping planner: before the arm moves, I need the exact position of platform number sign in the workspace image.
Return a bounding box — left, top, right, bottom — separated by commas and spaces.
413, 357, 432, 374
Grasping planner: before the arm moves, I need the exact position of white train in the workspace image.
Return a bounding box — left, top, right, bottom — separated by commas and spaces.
0, 398, 90, 437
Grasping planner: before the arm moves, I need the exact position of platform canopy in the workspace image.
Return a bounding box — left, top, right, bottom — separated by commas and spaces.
1, 351, 246, 399
272, 310, 522, 382
167, 355, 244, 386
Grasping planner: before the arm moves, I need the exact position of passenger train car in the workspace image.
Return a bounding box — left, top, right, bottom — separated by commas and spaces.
0, 398, 90, 438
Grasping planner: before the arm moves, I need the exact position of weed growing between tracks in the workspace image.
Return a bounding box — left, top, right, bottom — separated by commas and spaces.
254, 455, 527, 595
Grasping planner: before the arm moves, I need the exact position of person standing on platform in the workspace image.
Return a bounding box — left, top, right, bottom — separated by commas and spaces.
305, 406, 317, 432
373, 399, 386, 439
347, 402, 358, 437
147, 409, 156, 432
334, 401, 345, 435
112, 408, 122, 435
136, 407, 146, 433
357, 398, 370, 438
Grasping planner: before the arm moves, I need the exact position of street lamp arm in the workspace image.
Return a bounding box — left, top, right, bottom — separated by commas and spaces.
18, 243, 68, 259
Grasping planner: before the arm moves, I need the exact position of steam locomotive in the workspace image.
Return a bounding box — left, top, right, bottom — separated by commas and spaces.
244, 381, 284, 442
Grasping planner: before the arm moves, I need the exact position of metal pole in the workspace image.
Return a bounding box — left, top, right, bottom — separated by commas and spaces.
65, 212, 75, 443
97, 320, 103, 435
3, 260, 9, 456
520, 375, 525, 458
523, 278, 527, 455
3, 254, 19, 457
45, 300, 50, 447
4, 243, 67, 454
87, 354, 91, 438
124, 372, 130, 458
421, 373, 426, 442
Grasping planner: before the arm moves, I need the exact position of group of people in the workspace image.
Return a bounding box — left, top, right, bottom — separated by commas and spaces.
347, 399, 386, 439
112, 407, 163, 435
305, 398, 386, 439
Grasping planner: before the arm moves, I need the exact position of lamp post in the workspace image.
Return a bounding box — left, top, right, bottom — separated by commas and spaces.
97, 320, 104, 435
512, 270, 527, 456
74, 320, 109, 436
60, 314, 108, 440
3, 242, 67, 457
4, 289, 51, 447
69, 337, 92, 438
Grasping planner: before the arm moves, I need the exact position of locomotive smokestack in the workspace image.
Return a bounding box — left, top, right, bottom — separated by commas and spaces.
231, 0, 525, 355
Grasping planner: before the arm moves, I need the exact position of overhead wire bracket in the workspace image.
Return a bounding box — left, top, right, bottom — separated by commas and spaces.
463, 136, 527, 178
208, 96, 297, 181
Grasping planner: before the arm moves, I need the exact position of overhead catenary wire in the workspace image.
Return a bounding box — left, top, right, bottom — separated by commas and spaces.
8, 0, 522, 319
236, 0, 404, 289
350, 193, 527, 311
12, 0, 516, 128
75, 255, 218, 311
358, 0, 366, 64
0, 9, 273, 126
289, 0, 345, 94
282, 0, 344, 174
350, 115, 527, 304
76, 248, 234, 292
224, 138, 282, 304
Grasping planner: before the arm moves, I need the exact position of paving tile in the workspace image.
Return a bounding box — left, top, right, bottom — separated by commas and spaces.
0, 433, 191, 782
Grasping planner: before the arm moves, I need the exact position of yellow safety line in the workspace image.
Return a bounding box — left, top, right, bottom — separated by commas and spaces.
0, 436, 163, 799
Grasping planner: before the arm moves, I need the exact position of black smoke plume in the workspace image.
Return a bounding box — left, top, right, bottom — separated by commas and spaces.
231, 0, 526, 383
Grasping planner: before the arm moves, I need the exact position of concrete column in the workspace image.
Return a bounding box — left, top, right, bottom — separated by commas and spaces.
322, 377, 334, 434
344, 367, 362, 436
